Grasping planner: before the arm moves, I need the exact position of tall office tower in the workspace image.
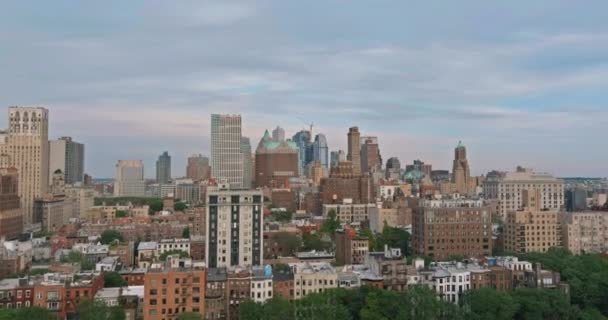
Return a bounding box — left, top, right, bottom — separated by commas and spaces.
0, 107, 49, 227
385, 157, 401, 180
49, 136, 84, 185
114, 160, 145, 196
483, 167, 564, 219
451, 141, 471, 194
0, 168, 23, 240
360, 136, 381, 174
211, 114, 244, 188
255, 130, 299, 188
347, 127, 361, 176
155, 151, 171, 184
312, 134, 329, 169
330, 150, 346, 168
292, 130, 312, 175
241, 137, 253, 188
186, 154, 210, 181
272, 126, 285, 142
206, 185, 263, 268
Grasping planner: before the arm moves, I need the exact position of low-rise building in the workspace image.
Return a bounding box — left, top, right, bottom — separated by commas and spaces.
291, 262, 338, 300
143, 256, 207, 320
335, 227, 369, 266
250, 265, 273, 303
365, 246, 408, 292
322, 201, 376, 224
205, 268, 227, 320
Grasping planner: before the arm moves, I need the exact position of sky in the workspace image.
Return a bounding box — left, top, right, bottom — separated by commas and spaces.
1, 1, 607, 178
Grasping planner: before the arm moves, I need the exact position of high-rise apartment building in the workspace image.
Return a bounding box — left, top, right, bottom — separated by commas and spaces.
143, 257, 207, 320
451, 141, 471, 195
211, 114, 243, 188
0, 107, 49, 227
483, 167, 564, 219
254, 130, 299, 188
49, 136, 84, 185
561, 211, 608, 255
330, 150, 346, 168
0, 168, 23, 239
155, 151, 171, 184
241, 137, 252, 189
272, 126, 285, 142
412, 198, 492, 260
360, 136, 381, 174
504, 189, 562, 254
186, 154, 210, 181
312, 134, 329, 169
205, 186, 263, 268
347, 127, 361, 176
114, 160, 145, 197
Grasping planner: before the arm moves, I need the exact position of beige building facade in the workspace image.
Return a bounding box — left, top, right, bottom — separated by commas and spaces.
562, 211, 608, 255
0, 107, 49, 227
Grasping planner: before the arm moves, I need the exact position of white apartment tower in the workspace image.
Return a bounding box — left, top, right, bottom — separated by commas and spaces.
0, 106, 49, 227
483, 167, 564, 219
205, 186, 263, 268
211, 114, 244, 188
114, 160, 145, 197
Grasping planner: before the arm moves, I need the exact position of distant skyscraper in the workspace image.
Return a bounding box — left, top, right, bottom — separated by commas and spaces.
0, 168, 23, 240
330, 150, 345, 168
186, 154, 210, 181
241, 137, 253, 188
0, 107, 49, 227
255, 130, 299, 188
451, 141, 471, 194
211, 114, 244, 188
360, 136, 381, 174
49, 136, 84, 185
292, 130, 312, 175
347, 127, 361, 176
156, 151, 171, 184
114, 160, 145, 196
272, 126, 285, 142
385, 157, 401, 180
566, 188, 588, 212
312, 134, 329, 169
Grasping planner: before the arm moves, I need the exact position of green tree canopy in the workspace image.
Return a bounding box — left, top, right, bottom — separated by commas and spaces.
76, 299, 126, 320
177, 312, 203, 320
159, 249, 190, 261
460, 288, 519, 320
99, 230, 124, 245
114, 210, 128, 218
374, 225, 410, 256
0, 307, 57, 320
149, 199, 163, 214
320, 209, 341, 237
266, 232, 302, 258
104, 271, 127, 288
302, 233, 331, 251
182, 227, 190, 239
175, 201, 188, 212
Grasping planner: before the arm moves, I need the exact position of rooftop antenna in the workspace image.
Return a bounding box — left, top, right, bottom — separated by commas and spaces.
296, 116, 314, 136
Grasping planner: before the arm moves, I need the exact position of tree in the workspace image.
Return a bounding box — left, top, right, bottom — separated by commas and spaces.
461, 288, 519, 320
271, 210, 293, 222
100, 230, 124, 245
268, 232, 302, 258
239, 300, 265, 320
104, 271, 127, 288
320, 209, 341, 237
76, 299, 125, 320
302, 233, 331, 251
159, 249, 189, 261
177, 312, 203, 320
149, 199, 163, 214
115, 210, 128, 218
358, 228, 376, 251
375, 225, 410, 256
182, 227, 190, 239
175, 201, 188, 212
0, 307, 56, 320
511, 289, 579, 320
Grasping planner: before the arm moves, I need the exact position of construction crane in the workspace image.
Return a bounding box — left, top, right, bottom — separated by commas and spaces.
296, 116, 314, 136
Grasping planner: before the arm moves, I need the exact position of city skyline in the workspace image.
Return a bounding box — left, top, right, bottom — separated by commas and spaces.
2, 1, 608, 178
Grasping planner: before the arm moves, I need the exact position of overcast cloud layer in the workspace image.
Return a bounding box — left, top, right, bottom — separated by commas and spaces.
1, 1, 607, 178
